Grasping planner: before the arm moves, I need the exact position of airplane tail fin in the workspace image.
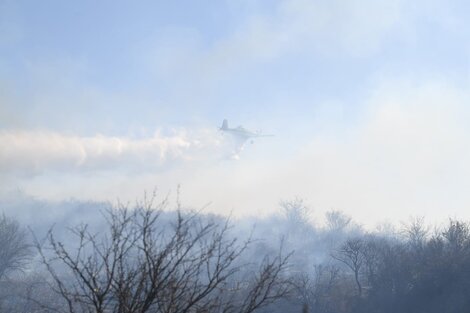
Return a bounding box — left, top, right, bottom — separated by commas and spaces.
221, 119, 228, 130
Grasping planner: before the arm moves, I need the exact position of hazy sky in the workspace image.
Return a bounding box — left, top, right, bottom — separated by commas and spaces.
1, 0, 470, 225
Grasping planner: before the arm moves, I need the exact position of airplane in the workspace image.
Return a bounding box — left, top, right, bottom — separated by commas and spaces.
219, 119, 272, 155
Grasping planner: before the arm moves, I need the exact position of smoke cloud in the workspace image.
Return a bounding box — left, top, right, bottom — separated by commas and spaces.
0, 129, 225, 176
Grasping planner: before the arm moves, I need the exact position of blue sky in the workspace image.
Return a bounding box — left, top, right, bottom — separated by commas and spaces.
2, 0, 470, 225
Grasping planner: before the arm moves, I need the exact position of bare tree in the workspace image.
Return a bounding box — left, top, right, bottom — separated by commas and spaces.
35, 199, 290, 313
0, 214, 31, 280
292, 264, 340, 313
402, 216, 428, 251
331, 238, 365, 297
279, 198, 311, 228
325, 210, 351, 233
442, 219, 470, 254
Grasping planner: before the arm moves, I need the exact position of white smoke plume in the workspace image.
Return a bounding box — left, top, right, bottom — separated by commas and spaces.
0, 129, 225, 176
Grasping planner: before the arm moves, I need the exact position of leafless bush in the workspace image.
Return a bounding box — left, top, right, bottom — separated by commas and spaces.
0, 214, 31, 280
35, 198, 290, 313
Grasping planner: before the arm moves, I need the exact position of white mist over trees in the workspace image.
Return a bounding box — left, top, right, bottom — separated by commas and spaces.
2, 194, 470, 312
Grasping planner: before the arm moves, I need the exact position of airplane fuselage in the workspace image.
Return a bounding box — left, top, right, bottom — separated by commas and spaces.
222, 126, 260, 139
220, 119, 263, 138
